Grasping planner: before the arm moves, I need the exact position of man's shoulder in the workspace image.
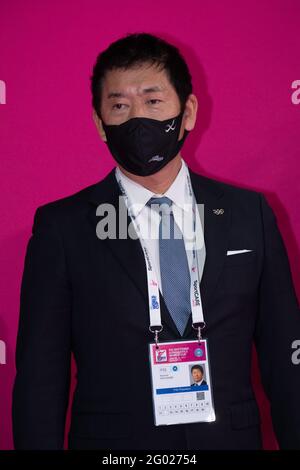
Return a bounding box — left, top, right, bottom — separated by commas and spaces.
189, 167, 262, 204
32, 169, 116, 226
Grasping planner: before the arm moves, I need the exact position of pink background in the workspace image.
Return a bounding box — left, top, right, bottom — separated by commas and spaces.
0, 0, 299, 450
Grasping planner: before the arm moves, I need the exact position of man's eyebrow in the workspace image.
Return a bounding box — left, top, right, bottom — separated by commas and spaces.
107, 92, 126, 99
142, 86, 165, 93
107, 86, 165, 99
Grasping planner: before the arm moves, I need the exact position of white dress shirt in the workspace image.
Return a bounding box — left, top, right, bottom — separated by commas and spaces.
115, 159, 196, 294
193, 379, 204, 386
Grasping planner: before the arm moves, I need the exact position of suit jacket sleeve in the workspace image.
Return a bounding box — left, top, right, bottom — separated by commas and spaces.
254, 193, 300, 449
12, 205, 71, 449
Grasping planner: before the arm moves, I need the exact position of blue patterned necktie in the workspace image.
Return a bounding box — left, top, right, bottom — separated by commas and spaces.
146, 196, 191, 335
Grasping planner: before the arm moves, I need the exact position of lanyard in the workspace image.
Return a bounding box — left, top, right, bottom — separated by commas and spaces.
115, 166, 206, 344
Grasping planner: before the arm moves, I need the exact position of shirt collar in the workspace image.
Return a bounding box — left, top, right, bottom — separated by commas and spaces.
164, 159, 191, 212
115, 166, 154, 217
194, 379, 203, 386
115, 158, 192, 218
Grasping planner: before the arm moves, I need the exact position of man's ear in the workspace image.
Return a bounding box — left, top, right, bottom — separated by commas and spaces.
183, 94, 198, 131
92, 109, 107, 142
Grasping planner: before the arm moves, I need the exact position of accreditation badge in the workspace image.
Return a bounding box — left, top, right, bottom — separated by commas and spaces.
149, 339, 216, 426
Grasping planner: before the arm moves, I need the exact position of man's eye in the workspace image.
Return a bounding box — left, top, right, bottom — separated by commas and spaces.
112, 103, 127, 110
148, 99, 162, 105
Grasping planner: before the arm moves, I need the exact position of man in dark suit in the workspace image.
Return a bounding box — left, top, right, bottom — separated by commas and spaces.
12, 33, 300, 450
191, 365, 208, 387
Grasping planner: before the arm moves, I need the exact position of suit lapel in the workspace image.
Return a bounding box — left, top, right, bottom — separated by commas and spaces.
85, 165, 231, 339
85, 169, 180, 336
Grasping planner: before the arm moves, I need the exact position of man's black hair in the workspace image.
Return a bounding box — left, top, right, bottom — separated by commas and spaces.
90, 32, 192, 118
191, 364, 204, 374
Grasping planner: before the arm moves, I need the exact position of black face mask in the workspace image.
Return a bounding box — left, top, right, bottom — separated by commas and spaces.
101, 111, 189, 176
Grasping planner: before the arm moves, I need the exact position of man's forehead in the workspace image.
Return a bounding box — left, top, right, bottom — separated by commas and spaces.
102, 66, 171, 96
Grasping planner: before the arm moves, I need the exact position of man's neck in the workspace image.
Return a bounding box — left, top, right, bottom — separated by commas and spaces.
118, 154, 183, 194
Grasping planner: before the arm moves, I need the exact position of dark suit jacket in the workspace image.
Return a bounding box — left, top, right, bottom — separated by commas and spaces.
12, 165, 300, 450
191, 380, 208, 387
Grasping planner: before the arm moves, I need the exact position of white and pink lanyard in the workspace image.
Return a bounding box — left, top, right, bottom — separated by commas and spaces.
116, 169, 206, 345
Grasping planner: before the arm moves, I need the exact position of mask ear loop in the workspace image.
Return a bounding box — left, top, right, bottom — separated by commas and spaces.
175, 128, 189, 152
176, 108, 190, 144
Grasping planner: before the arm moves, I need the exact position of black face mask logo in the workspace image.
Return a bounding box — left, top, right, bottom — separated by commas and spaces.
101, 111, 189, 176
